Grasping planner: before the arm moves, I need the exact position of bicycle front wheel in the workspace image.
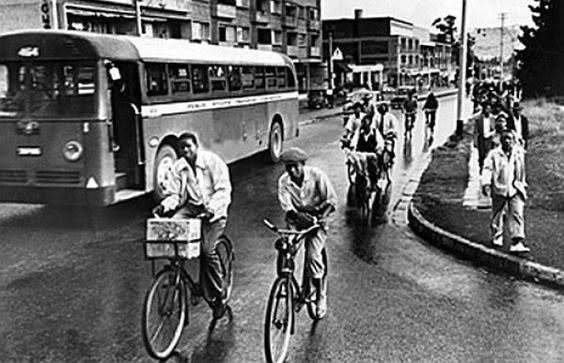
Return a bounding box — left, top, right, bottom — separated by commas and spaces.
142, 268, 187, 360
264, 277, 294, 363
217, 235, 234, 304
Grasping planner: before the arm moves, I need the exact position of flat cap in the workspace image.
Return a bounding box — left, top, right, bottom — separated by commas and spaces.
280, 147, 308, 163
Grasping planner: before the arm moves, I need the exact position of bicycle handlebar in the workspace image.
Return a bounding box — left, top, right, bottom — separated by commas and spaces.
263, 219, 321, 236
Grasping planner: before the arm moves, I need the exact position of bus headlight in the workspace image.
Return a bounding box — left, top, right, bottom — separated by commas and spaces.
63, 141, 83, 162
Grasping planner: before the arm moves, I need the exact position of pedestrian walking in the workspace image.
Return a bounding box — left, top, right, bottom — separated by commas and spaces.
472, 103, 496, 172
481, 130, 530, 253
507, 102, 529, 149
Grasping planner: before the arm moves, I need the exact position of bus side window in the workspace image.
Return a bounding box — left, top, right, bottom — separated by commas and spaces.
209, 65, 227, 92
276, 67, 286, 89
170, 64, 191, 96
192, 65, 209, 94
265, 67, 276, 89
286, 67, 296, 89
255, 66, 265, 89
146, 63, 168, 96
227, 66, 242, 92
241, 66, 254, 91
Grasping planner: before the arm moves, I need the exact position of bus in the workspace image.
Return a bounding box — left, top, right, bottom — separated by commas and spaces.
0, 30, 299, 205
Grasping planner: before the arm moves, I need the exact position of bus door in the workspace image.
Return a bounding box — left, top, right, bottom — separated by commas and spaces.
107, 62, 144, 191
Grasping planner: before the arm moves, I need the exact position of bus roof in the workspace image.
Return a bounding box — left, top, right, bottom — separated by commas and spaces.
0, 30, 292, 67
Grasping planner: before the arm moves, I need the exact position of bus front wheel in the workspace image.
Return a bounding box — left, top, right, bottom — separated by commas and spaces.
268, 121, 283, 163
153, 144, 177, 202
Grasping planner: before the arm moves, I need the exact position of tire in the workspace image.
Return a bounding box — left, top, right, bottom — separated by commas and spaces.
142, 269, 187, 360
216, 235, 234, 304
346, 185, 357, 208
306, 249, 328, 320
152, 144, 178, 202
264, 277, 294, 363
346, 161, 356, 185
268, 121, 283, 163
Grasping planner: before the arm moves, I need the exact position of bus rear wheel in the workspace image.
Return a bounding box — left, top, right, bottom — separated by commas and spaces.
268, 121, 283, 163
153, 144, 177, 202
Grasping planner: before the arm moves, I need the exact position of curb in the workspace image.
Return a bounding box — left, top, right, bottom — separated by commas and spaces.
407, 201, 564, 290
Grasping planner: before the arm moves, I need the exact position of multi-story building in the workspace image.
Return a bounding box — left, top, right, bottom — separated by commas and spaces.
0, 0, 322, 93
322, 9, 453, 90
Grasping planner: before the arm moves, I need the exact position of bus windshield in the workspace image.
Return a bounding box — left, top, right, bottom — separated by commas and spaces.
0, 61, 97, 119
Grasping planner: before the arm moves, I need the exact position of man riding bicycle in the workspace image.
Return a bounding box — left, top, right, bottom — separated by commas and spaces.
154, 132, 232, 320
342, 114, 385, 190
375, 102, 398, 180
402, 91, 418, 138
278, 147, 337, 319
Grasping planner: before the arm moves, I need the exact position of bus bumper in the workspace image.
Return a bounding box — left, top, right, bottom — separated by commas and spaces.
0, 185, 115, 206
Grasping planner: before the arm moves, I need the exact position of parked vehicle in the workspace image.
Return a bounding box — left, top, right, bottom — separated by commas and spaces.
308, 89, 332, 109
390, 86, 416, 109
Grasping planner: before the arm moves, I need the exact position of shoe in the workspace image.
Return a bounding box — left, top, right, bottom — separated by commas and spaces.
509, 242, 530, 253
316, 296, 327, 319
212, 302, 227, 320
491, 238, 503, 247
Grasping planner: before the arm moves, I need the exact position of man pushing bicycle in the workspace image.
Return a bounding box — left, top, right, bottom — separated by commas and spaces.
154, 132, 232, 320
278, 147, 337, 319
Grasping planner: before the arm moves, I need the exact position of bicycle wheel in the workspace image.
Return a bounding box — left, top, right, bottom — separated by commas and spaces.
216, 235, 234, 304
306, 249, 328, 320
264, 277, 294, 363
142, 268, 187, 360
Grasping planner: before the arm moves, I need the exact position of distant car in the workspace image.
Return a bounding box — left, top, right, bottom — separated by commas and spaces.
308, 89, 330, 109
390, 86, 416, 109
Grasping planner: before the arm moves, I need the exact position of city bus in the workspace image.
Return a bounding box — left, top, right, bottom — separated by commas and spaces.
0, 30, 299, 205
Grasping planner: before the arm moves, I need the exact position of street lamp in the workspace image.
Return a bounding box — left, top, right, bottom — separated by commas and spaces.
455, 0, 468, 138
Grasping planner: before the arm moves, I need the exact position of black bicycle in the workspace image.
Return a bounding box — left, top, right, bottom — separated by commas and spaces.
141, 215, 234, 360
263, 219, 328, 363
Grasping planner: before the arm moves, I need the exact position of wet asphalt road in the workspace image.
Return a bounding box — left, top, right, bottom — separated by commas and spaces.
0, 96, 563, 362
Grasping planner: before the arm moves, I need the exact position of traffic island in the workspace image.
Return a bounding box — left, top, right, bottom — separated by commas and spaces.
408, 100, 564, 290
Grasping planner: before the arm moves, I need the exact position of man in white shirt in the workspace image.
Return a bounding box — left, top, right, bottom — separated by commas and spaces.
157, 132, 232, 319
278, 147, 337, 319
481, 130, 530, 253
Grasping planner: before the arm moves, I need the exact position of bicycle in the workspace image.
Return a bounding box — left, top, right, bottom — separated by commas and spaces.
141, 213, 234, 360
404, 111, 416, 140
263, 219, 328, 363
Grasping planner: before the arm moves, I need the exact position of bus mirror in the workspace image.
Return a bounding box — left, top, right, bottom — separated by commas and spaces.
108, 66, 122, 82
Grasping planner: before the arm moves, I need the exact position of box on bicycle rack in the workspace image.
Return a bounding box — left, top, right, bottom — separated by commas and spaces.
145, 218, 201, 259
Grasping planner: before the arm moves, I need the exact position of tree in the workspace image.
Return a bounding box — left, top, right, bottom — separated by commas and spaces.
516, 0, 564, 97
432, 15, 457, 44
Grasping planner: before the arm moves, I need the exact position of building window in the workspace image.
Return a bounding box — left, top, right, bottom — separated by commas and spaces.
285, 2, 297, 18
219, 24, 236, 43
236, 0, 250, 7
310, 34, 319, 47
297, 5, 305, 19
257, 28, 271, 44
270, 0, 281, 14
400, 38, 406, 50
308, 7, 318, 20
237, 27, 250, 43
192, 22, 210, 41
257, 0, 269, 12
298, 33, 306, 47
272, 30, 282, 45
400, 55, 407, 64
287, 32, 297, 46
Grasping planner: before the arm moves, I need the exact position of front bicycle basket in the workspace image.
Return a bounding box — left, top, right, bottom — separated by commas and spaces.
145, 218, 201, 259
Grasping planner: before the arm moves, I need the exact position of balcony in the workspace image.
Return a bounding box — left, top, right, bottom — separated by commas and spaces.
254, 11, 270, 23
309, 46, 320, 57
286, 45, 299, 57
257, 44, 273, 51
283, 15, 297, 28
308, 19, 320, 30
213, 3, 237, 18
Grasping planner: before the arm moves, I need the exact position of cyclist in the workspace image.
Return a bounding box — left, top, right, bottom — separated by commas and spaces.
422, 92, 439, 137
402, 91, 418, 139
375, 102, 398, 179
154, 132, 232, 320
278, 147, 337, 319
344, 114, 385, 191
341, 102, 365, 146
361, 92, 376, 120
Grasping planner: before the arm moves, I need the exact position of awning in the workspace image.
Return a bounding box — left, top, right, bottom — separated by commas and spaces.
333, 61, 352, 73
350, 64, 384, 73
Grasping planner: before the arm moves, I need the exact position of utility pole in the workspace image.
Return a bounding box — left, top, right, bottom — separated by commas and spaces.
327, 29, 334, 90
134, 0, 143, 36
499, 12, 507, 90
455, 0, 468, 137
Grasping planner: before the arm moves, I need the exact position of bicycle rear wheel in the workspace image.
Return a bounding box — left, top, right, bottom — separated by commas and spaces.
142, 268, 187, 360
264, 277, 294, 363
216, 235, 234, 304
306, 248, 328, 320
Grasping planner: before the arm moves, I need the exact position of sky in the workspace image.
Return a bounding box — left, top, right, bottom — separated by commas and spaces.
322, 0, 536, 30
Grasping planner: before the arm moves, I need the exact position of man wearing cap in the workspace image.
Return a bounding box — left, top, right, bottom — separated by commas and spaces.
481, 129, 530, 253
508, 102, 529, 149
278, 147, 337, 319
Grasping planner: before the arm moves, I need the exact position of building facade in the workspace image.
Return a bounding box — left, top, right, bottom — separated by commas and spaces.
0, 0, 322, 93
322, 10, 453, 90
